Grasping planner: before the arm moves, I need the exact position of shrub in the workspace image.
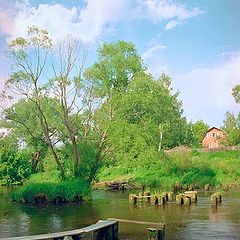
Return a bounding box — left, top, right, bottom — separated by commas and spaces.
0, 148, 31, 185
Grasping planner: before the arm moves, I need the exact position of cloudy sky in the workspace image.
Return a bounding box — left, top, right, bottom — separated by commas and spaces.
0, 0, 239, 127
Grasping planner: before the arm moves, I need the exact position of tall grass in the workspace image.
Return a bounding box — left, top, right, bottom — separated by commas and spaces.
98, 150, 240, 189
12, 179, 90, 203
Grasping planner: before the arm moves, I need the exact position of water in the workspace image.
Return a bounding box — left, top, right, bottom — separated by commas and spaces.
0, 188, 240, 240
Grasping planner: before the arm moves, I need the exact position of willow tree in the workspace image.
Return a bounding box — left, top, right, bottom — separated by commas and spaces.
47, 36, 87, 177
5, 26, 65, 178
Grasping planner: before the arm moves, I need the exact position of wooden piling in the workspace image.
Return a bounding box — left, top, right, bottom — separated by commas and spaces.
158, 195, 166, 205
167, 192, 174, 202
183, 195, 191, 205
184, 191, 198, 202
138, 192, 143, 202
129, 194, 137, 205
147, 227, 165, 240
204, 184, 210, 191
176, 194, 183, 205
211, 192, 222, 206
151, 195, 158, 205
144, 191, 151, 203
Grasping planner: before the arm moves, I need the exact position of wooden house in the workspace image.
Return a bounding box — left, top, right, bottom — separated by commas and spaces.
202, 127, 225, 149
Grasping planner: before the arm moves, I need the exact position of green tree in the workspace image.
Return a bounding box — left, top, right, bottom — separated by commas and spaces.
103, 71, 187, 170
222, 112, 240, 146
45, 36, 88, 177
192, 120, 209, 147
0, 137, 31, 184
232, 84, 240, 104
5, 25, 65, 178
84, 41, 145, 166
4, 26, 89, 179
1, 98, 63, 173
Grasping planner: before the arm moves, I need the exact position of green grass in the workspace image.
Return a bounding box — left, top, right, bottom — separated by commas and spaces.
11, 179, 91, 203
26, 170, 61, 184
98, 150, 240, 190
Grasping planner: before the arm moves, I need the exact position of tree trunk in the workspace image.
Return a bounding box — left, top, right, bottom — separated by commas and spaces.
70, 134, 80, 177
34, 88, 65, 179
31, 150, 41, 173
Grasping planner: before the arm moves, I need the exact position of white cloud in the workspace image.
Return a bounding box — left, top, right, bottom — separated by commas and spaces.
173, 53, 240, 126
135, 0, 205, 29
0, 0, 204, 44
1, 0, 132, 44
0, 10, 15, 36
142, 41, 168, 76
142, 42, 166, 60
165, 20, 178, 30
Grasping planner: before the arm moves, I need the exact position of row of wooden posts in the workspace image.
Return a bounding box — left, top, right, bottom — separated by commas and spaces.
129, 191, 222, 206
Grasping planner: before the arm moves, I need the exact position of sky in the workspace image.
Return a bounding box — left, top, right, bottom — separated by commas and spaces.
0, 0, 239, 127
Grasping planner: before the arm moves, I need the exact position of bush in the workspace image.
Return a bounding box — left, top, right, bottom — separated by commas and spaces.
11, 179, 91, 203
0, 148, 31, 185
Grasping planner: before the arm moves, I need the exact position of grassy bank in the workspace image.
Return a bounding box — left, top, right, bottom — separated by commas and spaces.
98, 150, 240, 190
11, 179, 90, 204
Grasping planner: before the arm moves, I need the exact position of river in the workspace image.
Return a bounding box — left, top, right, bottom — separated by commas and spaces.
0, 188, 240, 239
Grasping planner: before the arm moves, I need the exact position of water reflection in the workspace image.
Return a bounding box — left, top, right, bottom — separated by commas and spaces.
0, 188, 240, 240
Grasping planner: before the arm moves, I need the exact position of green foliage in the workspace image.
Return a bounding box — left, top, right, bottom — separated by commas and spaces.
232, 84, 240, 104
0, 138, 31, 185
59, 142, 99, 182
99, 150, 240, 189
222, 112, 240, 146
84, 40, 144, 96
11, 179, 90, 203
4, 28, 231, 186
27, 171, 61, 183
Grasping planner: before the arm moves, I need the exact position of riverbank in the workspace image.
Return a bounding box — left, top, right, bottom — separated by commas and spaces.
97, 150, 240, 191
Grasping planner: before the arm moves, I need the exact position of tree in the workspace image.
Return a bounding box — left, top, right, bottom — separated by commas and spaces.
1, 98, 63, 173
192, 120, 209, 147
232, 84, 240, 104
102, 71, 188, 170
84, 41, 145, 166
0, 137, 31, 184
116, 72, 185, 149
46, 36, 87, 177
5, 26, 65, 177
222, 112, 240, 146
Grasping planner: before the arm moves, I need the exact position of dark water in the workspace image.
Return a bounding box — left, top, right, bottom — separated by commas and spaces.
0, 188, 240, 240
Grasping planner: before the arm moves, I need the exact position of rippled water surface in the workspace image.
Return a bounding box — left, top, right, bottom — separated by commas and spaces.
0, 188, 240, 239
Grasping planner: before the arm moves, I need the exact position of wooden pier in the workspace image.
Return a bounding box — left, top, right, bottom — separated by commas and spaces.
4, 218, 166, 240
4, 220, 118, 240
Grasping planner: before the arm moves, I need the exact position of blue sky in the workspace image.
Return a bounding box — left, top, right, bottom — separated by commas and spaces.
0, 0, 239, 127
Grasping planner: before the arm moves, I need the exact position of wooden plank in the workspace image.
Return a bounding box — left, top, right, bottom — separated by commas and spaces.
107, 218, 165, 227
4, 220, 118, 240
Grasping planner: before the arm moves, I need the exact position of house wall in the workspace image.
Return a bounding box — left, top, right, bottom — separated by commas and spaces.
202, 128, 225, 149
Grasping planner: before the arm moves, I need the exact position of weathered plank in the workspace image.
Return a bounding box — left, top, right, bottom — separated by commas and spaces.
4, 220, 118, 240
107, 218, 165, 228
